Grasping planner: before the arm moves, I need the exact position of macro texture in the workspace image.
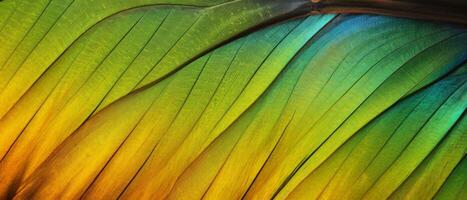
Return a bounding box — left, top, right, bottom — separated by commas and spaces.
0, 0, 466, 199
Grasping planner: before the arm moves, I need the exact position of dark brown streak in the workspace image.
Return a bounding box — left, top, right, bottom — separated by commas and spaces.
308, 0, 467, 25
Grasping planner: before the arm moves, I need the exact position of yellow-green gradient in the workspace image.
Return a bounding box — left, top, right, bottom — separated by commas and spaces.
0, 0, 466, 199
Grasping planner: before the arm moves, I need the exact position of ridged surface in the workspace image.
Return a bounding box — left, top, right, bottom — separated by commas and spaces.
0, 0, 466, 199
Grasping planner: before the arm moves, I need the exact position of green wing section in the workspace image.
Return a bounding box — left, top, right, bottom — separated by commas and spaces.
0, 0, 314, 197
434, 157, 467, 200
0, 0, 310, 118
0, 0, 466, 199
11, 15, 335, 200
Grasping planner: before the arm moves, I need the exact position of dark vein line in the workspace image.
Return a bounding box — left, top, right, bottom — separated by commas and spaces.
39, 12, 145, 127
107, 79, 173, 200
228, 51, 310, 199
315, 30, 461, 159
115, 53, 213, 200
0, 0, 52, 70
388, 112, 466, 199
351, 94, 430, 179
0, 43, 90, 196
272, 28, 462, 195
299, 27, 456, 146
0, 0, 54, 70
164, 39, 247, 197
0, 0, 310, 120
126, 5, 314, 96
0, 43, 87, 162
197, 17, 337, 197
6, 15, 147, 187
86, 18, 220, 198
90, 10, 172, 115
312, 35, 467, 197
311, 123, 380, 200
240, 30, 344, 197
431, 155, 467, 199
76, 12, 172, 198
360, 81, 466, 198
199, 19, 315, 199
299, 20, 416, 123
201, 19, 304, 142
0, 4, 205, 118
200, 111, 255, 200
0, 0, 74, 79
359, 76, 462, 190
454, 168, 467, 199
299, 76, 466, 199
0, 0, 17, 33
315, 91, 428, 200
401, 35, 467, 98
77, 80, 167, 200
163, 18, 336, 198
202, 64, 302, 198
241, 112, 297, 199
129, 13, 203, 91
295, 27, 452, 141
